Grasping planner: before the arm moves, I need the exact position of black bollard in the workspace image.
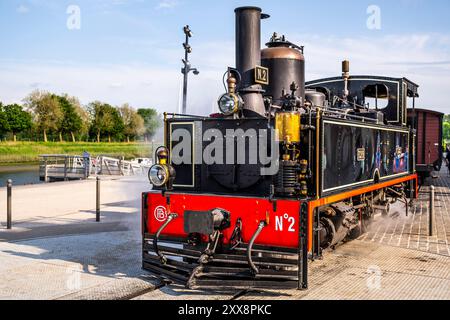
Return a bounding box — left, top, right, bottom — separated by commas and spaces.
96, 177, 101, 222
7, 179, 12, 229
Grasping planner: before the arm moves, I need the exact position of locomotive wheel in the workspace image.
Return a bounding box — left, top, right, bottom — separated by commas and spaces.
361, 207, 375, 233
381, 203, 390, 217
347, 211, 373, 240
319, 217, 336, 250
347, 226, 362, 240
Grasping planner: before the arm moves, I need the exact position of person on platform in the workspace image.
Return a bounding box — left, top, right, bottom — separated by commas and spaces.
445, 145, 450, 176
83, 151, 91, 178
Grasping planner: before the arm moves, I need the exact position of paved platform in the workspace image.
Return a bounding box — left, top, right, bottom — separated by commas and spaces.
0, 176, 156, 300
0, 173, 449, 300
0, 176, 148, 242
361, 170, 450, 257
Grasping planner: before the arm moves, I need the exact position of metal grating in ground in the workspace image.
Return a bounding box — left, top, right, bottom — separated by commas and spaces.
236, 241, 450, 300
360, 169, 450, 257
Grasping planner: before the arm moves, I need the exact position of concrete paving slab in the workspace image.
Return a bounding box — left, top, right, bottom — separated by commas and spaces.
0, 176, 149, 226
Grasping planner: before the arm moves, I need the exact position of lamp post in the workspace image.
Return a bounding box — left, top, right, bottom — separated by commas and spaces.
181, 25, 199, 115
152, 139, 155, 164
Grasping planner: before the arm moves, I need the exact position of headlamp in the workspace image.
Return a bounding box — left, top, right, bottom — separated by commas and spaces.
218, 93, 241, 116
149, 164, 169, 187
149, 146, 176, 189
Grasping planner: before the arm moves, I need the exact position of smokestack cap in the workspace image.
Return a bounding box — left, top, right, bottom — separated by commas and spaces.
235, 6, 270, 19
235, 6, 261, 13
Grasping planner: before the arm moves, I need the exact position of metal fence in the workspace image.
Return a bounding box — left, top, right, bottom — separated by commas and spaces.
39, 155, 150, 182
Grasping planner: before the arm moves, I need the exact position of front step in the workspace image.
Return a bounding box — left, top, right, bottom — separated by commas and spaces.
142, 237, 307, 290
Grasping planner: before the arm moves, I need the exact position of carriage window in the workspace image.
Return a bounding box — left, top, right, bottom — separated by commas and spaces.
405, 83, 420, 125
363, 84, 389, 110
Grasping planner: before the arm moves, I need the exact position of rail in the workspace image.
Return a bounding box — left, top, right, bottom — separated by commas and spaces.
39, 155, 150, 182
95, 156, 150, 176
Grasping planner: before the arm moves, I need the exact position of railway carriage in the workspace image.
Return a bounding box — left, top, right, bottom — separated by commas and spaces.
407, 108, 444, 183
141, 6, 419, 290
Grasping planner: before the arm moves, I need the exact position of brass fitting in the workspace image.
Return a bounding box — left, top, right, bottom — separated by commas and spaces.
227, 75, 237, 94
300, 181, 308, 196
156, 148, 169, 165
300, 159, 308, 175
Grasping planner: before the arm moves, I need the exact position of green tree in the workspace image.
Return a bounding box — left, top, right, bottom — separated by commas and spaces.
0, 103, 10, 139
58, 95, 83, 142
89, 102, 109, 143
89, 102, 124, 142
71, 97, 90, 141
108, 106, 125, 142
137, 108, 161, 142
120, 104, 145, 143
3, 104, 33, 142
24, 90, 63, 142
444, 119, 450, 144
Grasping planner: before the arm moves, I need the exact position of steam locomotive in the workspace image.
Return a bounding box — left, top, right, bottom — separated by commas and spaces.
142, 6, 419, 290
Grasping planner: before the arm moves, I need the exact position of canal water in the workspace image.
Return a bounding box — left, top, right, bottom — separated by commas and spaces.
0, 165, 41, 186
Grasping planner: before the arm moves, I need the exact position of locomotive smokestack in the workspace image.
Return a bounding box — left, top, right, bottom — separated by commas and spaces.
235, 6, 268, 118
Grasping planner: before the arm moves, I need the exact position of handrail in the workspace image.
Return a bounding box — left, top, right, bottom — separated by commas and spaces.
39, 154, 150, 181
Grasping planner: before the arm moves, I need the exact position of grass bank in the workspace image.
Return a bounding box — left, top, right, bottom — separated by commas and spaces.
0, 142, 154, 164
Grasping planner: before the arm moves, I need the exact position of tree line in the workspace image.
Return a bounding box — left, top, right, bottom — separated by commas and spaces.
0, 90, 161, 143
444, 115, 450, 145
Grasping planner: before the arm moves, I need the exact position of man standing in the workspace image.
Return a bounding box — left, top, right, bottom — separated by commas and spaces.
83, 150, 91, 178
445, 145, 450, 176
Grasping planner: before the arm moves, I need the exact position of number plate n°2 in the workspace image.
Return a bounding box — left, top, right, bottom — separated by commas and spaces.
255, 66, 269, 85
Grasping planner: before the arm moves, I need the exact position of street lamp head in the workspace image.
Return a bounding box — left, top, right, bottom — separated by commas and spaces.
183, 43, 192, 53
192, 69, 200, 75
183, 25, 193, 37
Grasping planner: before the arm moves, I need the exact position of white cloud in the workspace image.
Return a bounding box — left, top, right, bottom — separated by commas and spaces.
109, 83, 124, 89
0, 60, 222, 117
156, 0, 179, 10
17, 5, 30, 14
0, 32, 449, 118
290, 33, 450, 113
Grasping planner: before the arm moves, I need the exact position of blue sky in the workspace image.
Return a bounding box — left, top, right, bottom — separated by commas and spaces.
1, 0, 450, 115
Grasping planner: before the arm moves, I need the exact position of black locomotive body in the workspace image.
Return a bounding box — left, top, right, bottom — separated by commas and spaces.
306, 75, 419, 194
142, 6, 419, 290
